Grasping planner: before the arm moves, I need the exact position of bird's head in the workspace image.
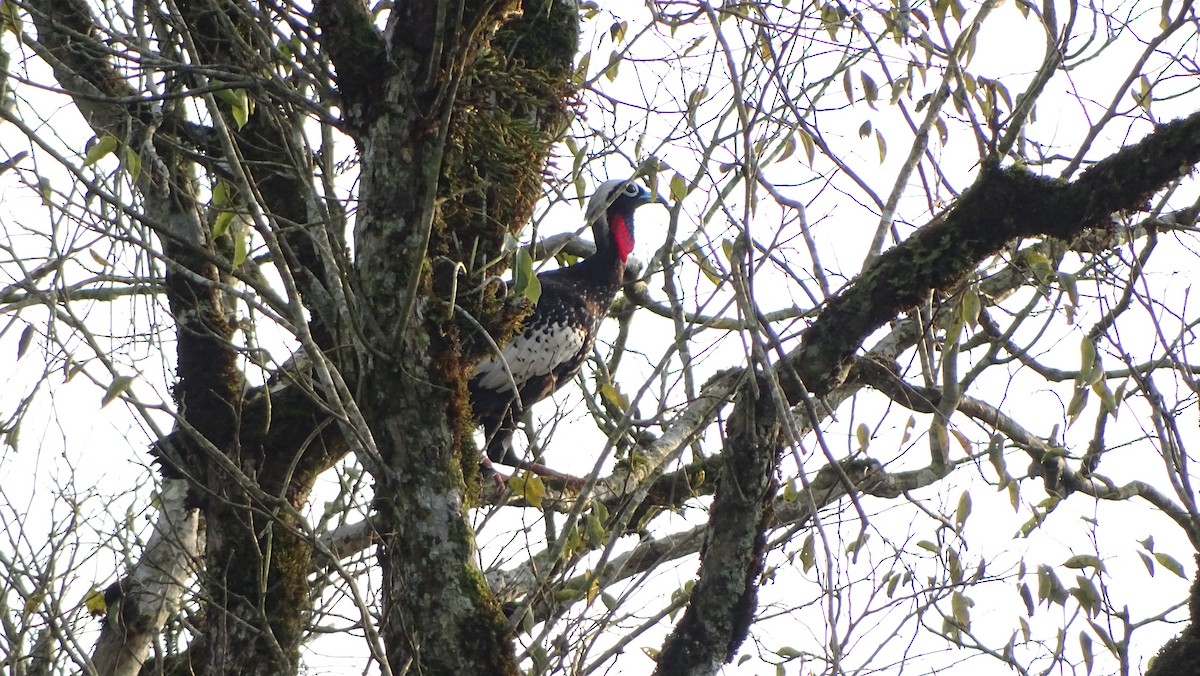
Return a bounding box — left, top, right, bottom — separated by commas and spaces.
586, 179, 665, 263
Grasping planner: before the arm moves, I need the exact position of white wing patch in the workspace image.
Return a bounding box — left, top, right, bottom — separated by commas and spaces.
474, 321, 588, 392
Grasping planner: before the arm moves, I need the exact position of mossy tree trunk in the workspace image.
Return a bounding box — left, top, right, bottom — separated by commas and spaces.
317, 0, 577, 671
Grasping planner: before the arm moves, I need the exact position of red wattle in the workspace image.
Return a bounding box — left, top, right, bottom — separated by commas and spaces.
611, 215, 634, 262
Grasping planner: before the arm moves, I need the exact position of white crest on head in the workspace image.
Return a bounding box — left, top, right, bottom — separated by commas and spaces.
584, 179, 633, 229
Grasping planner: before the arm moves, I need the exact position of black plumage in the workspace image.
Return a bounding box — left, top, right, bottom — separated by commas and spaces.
470, 179, 660, 482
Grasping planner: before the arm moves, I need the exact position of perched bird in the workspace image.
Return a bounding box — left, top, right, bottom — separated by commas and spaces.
470, 178, 662, 483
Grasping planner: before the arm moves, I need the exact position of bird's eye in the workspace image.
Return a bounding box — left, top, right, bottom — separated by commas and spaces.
624, 184, 640, 196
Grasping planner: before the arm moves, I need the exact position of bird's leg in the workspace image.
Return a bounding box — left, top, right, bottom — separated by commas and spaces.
479, 456, 510, 488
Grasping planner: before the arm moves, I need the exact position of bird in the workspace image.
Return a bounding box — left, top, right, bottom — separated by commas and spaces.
470, 178, 663, 485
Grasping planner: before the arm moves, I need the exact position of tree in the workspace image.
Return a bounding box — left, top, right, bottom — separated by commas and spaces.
1, 0, 1199, 673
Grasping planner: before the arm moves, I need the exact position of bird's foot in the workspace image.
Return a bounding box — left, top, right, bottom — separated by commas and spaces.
479, 459, 510, 489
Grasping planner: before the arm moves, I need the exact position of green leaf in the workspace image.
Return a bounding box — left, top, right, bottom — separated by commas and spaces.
600, 382, 630, 411
782, 479, 798, 503
935, 116, 949, 145
987, 434, 1009, 486
916, 540, 939, 553
212, 179, 232, 208
601, 591, 618, 610
508, 473, 546, 509
574, 51, 592, 84
1093, 379, 1117, 416
1024, 250, 1055, 283
1072, 575, 1101, 617
799, 533, 815, 572
1066, 386, 1089, 424
101, 374, 135, 408
1, 0, 22, 34
609, 20, 627, 43
822, 3, 841, 38
122, 146, 142, 184
85, 587, 107, 617
232, 232, 248, 268
215, 88, 251, 129
17, 323, 33, 360
604, 51, 621, 82
961, 286, 981, 329
955, 490, 972, 529
875, 129, 887, 162
213, 210, 236, 239
798, 127, 816, 165
689, 247, 724, 285
861, 72, 879, 108
1080, 631, 1094, 674
1087, 620, 1119, 659
1019, 582, 1034, 616
951, 591, 972, 629
776, 135, 796, 163
1138, 550, 1155, 576
1154, 552, 1187, 578
855, 422, 870, 450
1079, 337, 1097, 384
1064, 555, 1106, 573
513, 248, 542, 304
584, 514, 605, 546
85, 134, 119, 167
669, 173, 688, 202
777, 646, 802, 659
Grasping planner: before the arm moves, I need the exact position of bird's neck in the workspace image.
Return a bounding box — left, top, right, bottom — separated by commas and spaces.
609, 214, 635, 262
569, 219, 631, 288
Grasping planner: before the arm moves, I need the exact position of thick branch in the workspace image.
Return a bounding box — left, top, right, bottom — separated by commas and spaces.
791, 112, 1200, 398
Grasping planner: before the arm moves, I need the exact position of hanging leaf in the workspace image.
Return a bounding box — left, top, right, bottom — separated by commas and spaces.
855, 422, 870, 450
1072, 575, 1101, 617
232, 231, 249, 268
1018, 582, 1035, 616
776, 134, 797, 163
609, 20, 627, 43
604, 51, 621, 82
951, 591, 972, 629
669, 172, 689, 202
122, 146, 142, 183
1154, 552, 1187, 578
0, 0, 21, 34
85, 134, 119, 166
600, 381, 630, 411
961, 286, 981, 329
875, 129, 887, 162
1079, 337, 1098, 384
858, 120, 873, 138
574, 51, 591, 84
861, 72, 879, 108
213, 210, 236, 239
955, 490, 972, 529
101, 374, 135, 408
84, 587, 107, 617
1138, 550, 1155, 575
513, 248, 542, 304
17, 323, 33, 360
798, 128, 816, 165
508, 473, 546, 509
1064, 555, 1106, 573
